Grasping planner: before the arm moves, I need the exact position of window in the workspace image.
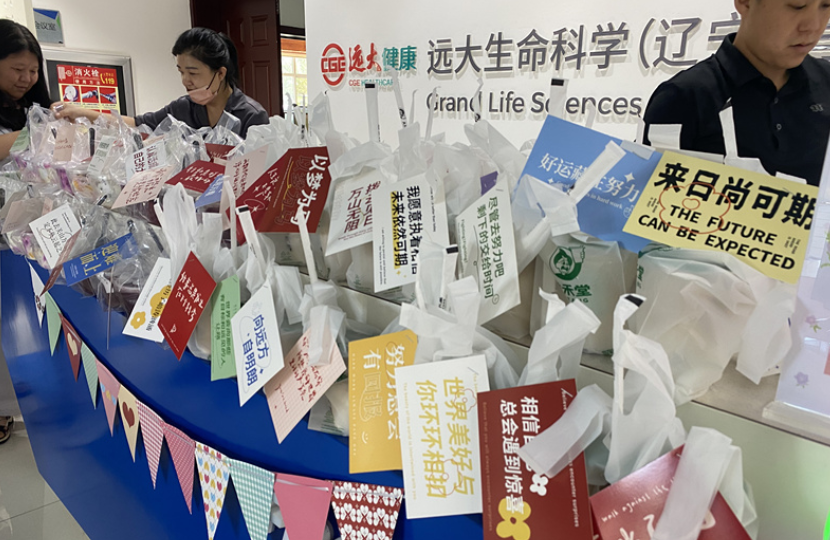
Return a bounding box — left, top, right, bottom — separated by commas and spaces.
281, 38, 307, 113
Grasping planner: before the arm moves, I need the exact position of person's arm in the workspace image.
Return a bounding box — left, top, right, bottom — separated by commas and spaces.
0, 131, 19, 161
642, 82, 698, 147
52, 103, 136, 126
240, 108, 269, 138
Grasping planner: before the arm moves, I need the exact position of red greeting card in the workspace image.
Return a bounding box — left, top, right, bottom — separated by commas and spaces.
233, 147, 331, 243
158, 252, 217, 360
205, 143, 235, 162
166, 160, 225, 193
590, 447, 751, 540
478, 380, 593, 540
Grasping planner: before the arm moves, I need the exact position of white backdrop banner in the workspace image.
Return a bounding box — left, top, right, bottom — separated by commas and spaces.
304, 1, 778, 146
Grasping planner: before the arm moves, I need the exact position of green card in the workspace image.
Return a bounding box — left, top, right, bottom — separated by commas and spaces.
10, 127, 29, 154
211, 276, 240, 381
45, 292, 61, 355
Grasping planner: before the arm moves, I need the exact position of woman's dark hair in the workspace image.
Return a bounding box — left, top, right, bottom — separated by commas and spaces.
0, 19, 52, 131
172, 28, 240, 89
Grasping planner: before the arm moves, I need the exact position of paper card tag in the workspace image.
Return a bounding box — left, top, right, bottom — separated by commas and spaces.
166, 160, 225, 193
60, 313, 83, 380
373, 174, 449, 293
622, 150, 818, 284
53, 124, 76, 162
331, 481, 404, 540
264, 329, 346, 442
396, 355, 490, 519
325, 169, 385, 256
29, 262, 46, 326
205, 143, 235, 162
111, 165, 174, 208
231, 281, 285, 406
211, 276, 240, 381
480, 171, 499, 195
253, 147, 332, 234
123, 257, 172, 343
28, 203, 82, 269
10, 127, 29, 154
195, 175, 224, 209
125, 139, 167, 180
42, 231, 81, 294
64, 233, 138, 286
455, 184, 521, 324
478, 380, 593, 540
348, 330, 417, 473
590, 447, 751, 540
522, 115, 663, 253
158, 252, 217, 360
226, 145, 268, 196
87, 135, 116, 177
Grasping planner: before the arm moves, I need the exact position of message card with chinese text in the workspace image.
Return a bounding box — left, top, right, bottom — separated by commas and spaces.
210, 276, 240, 381
231, 281, 284, 406
590, 447, 750, 540
348, 330, 417, 473
111, 165, 174, 208
373, 174, 449, 293
226, 145, 268, 196
623, 151, 818, 283
478, 380, 592, 540
326, 168, 386, 256
125, 138, 167, 180
166, 160, 225, 193
264, 329, 346, 442
205, 143, 235, 162
123, 257, 171, 343
158, 252, 216, 360
455, 184, 520, 325
396, 355, 490, 518
28, 203, 81, 269
257, 147, 332, 233
64, 233, 138, 286
522, 115, 663, 253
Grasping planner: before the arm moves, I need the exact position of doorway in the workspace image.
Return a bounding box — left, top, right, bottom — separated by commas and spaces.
190, 0, 284, 117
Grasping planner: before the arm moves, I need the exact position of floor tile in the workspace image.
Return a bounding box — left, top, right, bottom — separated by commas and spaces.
0, 429, 59, 520
0, 501, 89, 540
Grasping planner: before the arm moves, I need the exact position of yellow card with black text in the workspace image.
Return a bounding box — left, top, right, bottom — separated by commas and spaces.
348, 330, 417, 474
623, 151, 817, 283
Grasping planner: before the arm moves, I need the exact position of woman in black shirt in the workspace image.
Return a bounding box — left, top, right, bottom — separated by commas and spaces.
56, 28, 268, 138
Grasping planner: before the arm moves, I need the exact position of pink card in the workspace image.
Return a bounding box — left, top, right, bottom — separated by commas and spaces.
226, 145, 268, 197
166, 160, 225, 193
274, 473, 333, 540
263, 330, 346, 443
112, 165, 174, 208
158, 252, 217, 360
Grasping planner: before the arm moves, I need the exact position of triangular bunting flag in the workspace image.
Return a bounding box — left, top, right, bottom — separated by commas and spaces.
330, 481, 403, 540
118, 386, 140, 461
59, 314, 82, 380
95, 360, 121, 435
227, 457, 275, 540
45, 293, 62, 355
137, 401, 164, 488
274, 473, 333, 540
196, 443, 230, 540
29, 262, 46, 327
80, 343, 99, 407
162, 423, 196, 513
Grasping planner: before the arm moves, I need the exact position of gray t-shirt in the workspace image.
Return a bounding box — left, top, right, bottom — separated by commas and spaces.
135, 87, 269, 138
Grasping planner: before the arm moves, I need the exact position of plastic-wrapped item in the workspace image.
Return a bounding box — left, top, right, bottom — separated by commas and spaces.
537, 233, 636, 355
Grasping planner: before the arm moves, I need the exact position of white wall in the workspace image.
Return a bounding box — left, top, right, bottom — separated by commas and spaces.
35, 0, 191, 113
280, 0, 305, 29
0, 0, 35, 30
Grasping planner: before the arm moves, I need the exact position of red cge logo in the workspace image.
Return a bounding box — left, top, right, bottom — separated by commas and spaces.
321, 43, 347, 87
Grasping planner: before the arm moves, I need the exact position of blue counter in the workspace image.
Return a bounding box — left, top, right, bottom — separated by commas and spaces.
1, 250, 483, 539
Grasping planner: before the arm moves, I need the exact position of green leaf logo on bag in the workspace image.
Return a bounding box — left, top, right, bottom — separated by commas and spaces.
550, 246, 586, 281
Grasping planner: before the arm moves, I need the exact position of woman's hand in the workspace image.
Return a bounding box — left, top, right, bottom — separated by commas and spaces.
51, 102, 101, 123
